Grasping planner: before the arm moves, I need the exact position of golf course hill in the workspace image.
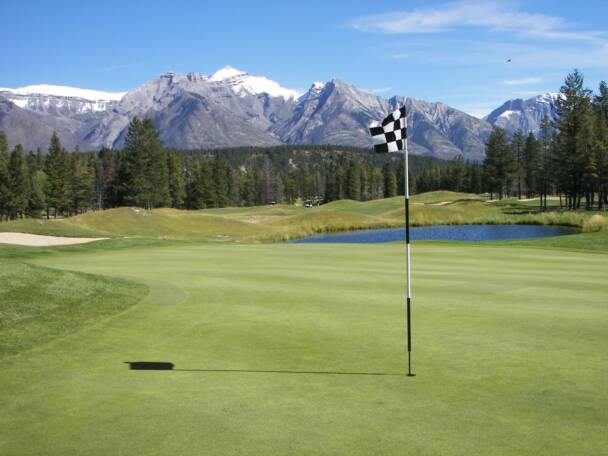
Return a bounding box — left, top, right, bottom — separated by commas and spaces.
0, 191, 606, 243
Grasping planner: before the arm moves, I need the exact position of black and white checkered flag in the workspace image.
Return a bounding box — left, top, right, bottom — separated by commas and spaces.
369, 106, 407, 153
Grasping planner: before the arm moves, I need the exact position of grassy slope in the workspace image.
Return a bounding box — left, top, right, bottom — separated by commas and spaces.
0, 241, 606, 455
0, 260, 147, 358
5, 191, 606, 243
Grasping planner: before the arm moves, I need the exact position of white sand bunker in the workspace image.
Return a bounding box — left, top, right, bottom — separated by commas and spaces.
0, 232, 108, 247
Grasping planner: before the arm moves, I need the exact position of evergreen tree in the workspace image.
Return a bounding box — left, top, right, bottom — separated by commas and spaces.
200, 161, 217, 208
483, 127, 517, 199
69, 151, 94, 214
346, 160, 361, 200
185, 162, 205, 209
523, 133, 541, 198
283, 171, 298, 204
7, 145, 30, 219
382, 161, 397, 197
29, 170, 48, 217
511, 129, 526, 199
123, 117, 170, 209
594, 81, 608, 121
167, 152, 186, 208
0, 131, 9, 220
45, 132, 70, 217
258, 157, 274, 204
538, 115, 554, 210
594, 85, 608, 210
555, 70, 594, 209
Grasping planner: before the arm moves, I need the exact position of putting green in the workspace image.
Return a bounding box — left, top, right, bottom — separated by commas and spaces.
0, 240, 606, 455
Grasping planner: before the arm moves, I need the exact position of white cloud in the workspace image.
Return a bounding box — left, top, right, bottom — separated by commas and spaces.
351, 1, 604, 43
503, 77, 542, 85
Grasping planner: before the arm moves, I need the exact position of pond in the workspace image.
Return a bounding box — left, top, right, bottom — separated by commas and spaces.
288, 224, 578, 243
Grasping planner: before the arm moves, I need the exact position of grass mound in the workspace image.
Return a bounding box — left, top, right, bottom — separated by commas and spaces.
0, 261, 147, 357
0, 191, 606, 242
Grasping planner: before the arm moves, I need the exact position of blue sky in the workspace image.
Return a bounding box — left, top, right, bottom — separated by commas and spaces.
1, 0, 607, 117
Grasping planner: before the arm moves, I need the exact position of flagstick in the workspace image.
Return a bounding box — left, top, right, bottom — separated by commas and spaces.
404, 137, 415, 377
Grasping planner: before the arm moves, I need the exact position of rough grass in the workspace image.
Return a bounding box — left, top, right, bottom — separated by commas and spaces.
0, 241, 606, 455
0, 261, 147, 357
1, 192, 607, 242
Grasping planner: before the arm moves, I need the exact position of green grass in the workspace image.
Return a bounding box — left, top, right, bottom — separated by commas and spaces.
0, 261, 147, 358
0, 239, 606, 455
1, 192, 607, 242
410, 190, 483, 203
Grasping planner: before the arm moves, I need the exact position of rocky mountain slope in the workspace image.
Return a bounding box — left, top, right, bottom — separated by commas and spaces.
0, 66, 556, 160
485, 93, 560, 135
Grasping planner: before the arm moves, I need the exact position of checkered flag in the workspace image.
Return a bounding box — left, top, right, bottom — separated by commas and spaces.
369, 106, 407, 153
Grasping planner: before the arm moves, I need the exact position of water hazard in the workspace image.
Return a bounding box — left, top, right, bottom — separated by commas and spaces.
288, 224, 578, 243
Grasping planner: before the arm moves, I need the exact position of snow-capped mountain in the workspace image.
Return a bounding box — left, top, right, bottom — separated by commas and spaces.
208, 66, 301, 100
0, 84, 125, 115
0, 65, 550, 159
485, 93, 560, 135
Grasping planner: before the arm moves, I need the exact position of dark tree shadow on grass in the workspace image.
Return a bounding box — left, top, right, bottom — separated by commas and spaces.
125, 361, 403, 376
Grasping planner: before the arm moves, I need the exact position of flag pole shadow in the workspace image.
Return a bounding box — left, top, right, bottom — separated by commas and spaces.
125, 362, 405, 377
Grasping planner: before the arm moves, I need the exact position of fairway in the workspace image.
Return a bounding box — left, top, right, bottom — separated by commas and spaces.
1, 240, 607, 455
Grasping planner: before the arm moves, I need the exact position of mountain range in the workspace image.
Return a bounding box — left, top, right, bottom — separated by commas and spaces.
0, 66, 559, 161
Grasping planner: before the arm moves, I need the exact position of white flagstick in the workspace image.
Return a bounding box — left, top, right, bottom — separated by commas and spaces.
404, 134, 415, 377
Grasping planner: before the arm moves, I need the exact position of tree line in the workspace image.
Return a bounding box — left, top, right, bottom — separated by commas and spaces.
3, 69, 603, 220
0, 119, 447, 220
481, 70, 608, 210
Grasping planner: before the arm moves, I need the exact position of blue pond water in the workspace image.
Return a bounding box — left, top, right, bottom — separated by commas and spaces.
288, 224, 577, 243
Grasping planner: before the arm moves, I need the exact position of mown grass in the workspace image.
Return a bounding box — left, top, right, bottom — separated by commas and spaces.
0, 240, 606, 455
0, 261, 147, 358
1, 191, 607, 242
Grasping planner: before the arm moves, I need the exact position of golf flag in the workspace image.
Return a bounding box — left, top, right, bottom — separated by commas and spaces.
369, 107, 407, 153
369, 105, 415, 377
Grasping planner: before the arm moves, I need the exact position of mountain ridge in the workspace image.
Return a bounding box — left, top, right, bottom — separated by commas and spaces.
0, 66, 556, 159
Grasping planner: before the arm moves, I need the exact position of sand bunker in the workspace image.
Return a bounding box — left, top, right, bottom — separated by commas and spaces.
0, 232, 108, 247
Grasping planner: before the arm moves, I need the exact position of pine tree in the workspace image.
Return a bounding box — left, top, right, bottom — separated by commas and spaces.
511, 129, 526, 199
123, 118, 171, 208
594, 81, 608, 121
45, 132, 70, 217
483, 127, 517, 199
594, 82, 608, 210
577, 106, 598, 209
185, 162, 205, 209
538, 115, 554, 210
8, 145, 30, 219
258, 157, 274, 204
69, 151, 94, 214
167, 152, 186, 208
142, 118, 170, 208
346, 160, 361, 200
555, 70, 594, 209
0, 131, 9, 221
382, 161, 397, 197
523, 133, 540, 198
200, 161, 217, 208
29, 170, 48, 217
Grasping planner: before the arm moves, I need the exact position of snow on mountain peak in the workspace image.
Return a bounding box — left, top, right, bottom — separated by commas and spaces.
534, 92, 561, 104
208, 66, 300, 100
311, 81, 326, 91
0, 84, 126, 101
209, 66, 247, 81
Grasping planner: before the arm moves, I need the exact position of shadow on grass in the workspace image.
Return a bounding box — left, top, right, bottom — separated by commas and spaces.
126, 361, 175, 370
125, 361, 402, 376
